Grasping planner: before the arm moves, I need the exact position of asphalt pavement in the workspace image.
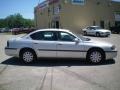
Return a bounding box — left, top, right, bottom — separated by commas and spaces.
0, 34, 120, 90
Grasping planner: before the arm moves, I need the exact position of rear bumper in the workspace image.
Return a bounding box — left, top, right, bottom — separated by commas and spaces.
5, 47, 19, 57
106, 51, 117, 60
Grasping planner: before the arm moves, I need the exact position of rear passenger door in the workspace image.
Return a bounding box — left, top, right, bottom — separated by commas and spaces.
30, 31, 57, 57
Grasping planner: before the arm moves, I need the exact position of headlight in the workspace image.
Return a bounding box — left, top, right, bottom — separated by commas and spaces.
111, 45, 115, 50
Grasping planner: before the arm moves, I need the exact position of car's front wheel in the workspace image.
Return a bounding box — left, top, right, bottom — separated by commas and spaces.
87, 49, 105, 64
20, 49, 36, 63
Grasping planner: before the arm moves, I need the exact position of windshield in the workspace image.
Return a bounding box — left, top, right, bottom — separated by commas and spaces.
73, 33, 91, 41
78, 35, 91, 41
92, 26, 101, 30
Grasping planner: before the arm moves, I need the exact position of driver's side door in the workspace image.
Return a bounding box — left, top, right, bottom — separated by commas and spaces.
57, 31, 85, 58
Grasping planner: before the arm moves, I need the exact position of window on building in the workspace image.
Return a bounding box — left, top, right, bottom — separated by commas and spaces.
114, 11, 120, 22
93, 21, 96, 26
71, 0, 85, 5
48, 8, 50, 16
108, 21, 111, 28
100, 21, 104, 29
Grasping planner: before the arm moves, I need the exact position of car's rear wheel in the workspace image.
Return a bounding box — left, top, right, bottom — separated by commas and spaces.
84, 31, 87, 36
87, 49, 105, 64
20, 49, 36, 63
96, 32, 100, 37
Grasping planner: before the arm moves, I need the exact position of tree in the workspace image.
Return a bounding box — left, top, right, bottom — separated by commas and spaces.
0, 13, 34, 28
0, 19, 6, 28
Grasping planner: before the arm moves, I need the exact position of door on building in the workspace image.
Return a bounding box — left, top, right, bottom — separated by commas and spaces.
115, 21, 120, 26
51, 21, 59, 28
55, 21, 59, 28
100, 21, 104, 28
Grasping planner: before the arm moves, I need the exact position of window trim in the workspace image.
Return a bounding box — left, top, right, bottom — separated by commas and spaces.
30, 31, 58, 41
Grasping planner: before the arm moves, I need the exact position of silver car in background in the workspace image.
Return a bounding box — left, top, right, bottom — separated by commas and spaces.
83, 26, 111, 37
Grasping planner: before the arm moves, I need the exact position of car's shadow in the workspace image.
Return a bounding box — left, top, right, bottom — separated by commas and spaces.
1, 57, 115, 67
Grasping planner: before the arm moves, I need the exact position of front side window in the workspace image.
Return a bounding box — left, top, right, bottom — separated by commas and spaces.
30, 31, 57, 41
59, 32, 76, 41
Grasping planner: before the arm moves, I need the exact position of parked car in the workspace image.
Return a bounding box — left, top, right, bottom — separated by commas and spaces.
11, 28, 20, 35
83, 26, 111, 37
0, 28, 10, 33
5, 29, 117, 64
110, 26, 120, 34
11, 28, 36, 35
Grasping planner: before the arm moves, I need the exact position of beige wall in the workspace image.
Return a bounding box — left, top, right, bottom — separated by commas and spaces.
60, 0, 115, 33
34, 0, 120, 33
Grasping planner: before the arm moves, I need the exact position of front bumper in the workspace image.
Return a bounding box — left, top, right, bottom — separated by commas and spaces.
100, 32, 111, 36
5, 47, 19, 57
106, 51, 117, 60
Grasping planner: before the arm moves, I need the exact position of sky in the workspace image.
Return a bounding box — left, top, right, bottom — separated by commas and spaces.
0, 0, 120, 19
0, 0, 44, 19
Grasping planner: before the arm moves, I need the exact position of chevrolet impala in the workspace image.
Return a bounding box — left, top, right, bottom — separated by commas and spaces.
5, 29, 117, 64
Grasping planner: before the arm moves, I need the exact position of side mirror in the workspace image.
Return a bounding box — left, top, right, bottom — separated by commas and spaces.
74, 38, 80, 43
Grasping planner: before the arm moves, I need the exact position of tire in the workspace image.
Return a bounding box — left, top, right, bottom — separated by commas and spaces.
84, 31, 87, 36
96, 32, 100, 37
87, 49, 105, 64
20, 49, 36, 63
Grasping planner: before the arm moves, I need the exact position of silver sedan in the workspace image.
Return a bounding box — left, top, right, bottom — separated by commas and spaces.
83, 26, 111, 37
5, 29, 117, 64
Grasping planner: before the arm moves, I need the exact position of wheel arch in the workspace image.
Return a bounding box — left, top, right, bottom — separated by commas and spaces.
19, 47, 37, 57
87, 47, 106, 59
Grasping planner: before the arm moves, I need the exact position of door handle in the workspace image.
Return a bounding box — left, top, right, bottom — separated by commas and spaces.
58, 43, 63, 45
34, 43, 39, 44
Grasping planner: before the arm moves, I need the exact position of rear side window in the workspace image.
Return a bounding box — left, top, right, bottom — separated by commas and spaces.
30, 31, 57, 41
30, 32, 43, 40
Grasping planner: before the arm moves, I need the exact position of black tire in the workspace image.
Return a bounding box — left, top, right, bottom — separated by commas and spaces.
84, 31, 87, 36
96, 32, 100, 37
20, 49, 37, 63
87, 49, 105, 64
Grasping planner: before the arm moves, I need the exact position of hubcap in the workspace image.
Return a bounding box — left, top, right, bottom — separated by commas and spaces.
90, 51, 102, 63
96, 33, 99, 37
23, 51, 33, 62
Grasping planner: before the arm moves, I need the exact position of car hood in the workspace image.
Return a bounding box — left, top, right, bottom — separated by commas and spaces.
83, 39, 113, 48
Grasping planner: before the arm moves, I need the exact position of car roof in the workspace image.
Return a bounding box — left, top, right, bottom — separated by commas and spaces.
34, 28, 70, 33
89, 26, 100, 27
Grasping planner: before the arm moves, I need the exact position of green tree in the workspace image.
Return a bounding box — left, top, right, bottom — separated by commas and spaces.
0, 13, 34, 28
0, 19, 6, 28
